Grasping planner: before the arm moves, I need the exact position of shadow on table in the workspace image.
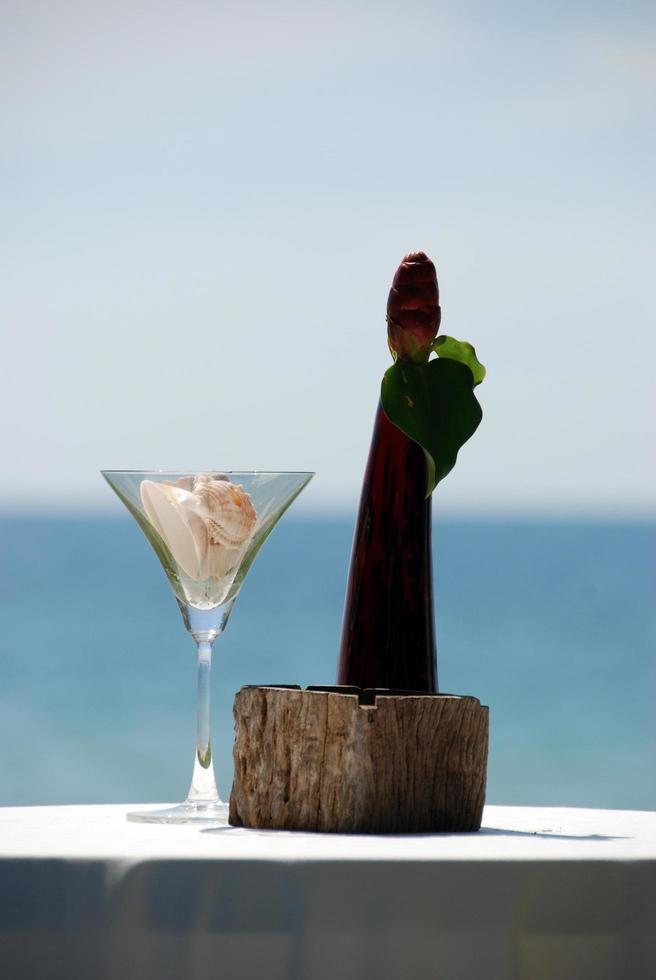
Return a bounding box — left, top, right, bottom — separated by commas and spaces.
202, 826, 629, 842
478, 827, 628, 841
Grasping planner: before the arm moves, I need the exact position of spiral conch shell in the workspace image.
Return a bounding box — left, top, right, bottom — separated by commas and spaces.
140, 474, 257, 583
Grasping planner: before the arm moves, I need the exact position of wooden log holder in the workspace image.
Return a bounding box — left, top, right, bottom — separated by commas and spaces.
229, 685, 489, 834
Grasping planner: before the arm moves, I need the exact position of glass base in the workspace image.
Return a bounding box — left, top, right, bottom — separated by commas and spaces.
126, 800, 229, 825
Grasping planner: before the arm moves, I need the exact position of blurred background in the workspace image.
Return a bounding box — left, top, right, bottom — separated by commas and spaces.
1, 0, 654, 809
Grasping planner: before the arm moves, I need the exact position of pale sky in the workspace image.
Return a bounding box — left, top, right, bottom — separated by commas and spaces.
2, 0, 654, 514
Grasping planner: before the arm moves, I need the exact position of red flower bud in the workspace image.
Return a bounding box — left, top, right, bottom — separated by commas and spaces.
387, 251, 441, 361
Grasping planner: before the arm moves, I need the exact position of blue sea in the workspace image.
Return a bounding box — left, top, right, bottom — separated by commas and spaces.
0, 515, 654, 810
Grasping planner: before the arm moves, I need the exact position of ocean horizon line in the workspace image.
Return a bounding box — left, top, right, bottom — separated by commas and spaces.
0, 507, 654, 525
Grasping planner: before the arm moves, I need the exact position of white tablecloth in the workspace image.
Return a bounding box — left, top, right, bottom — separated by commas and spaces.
0, 804, 654, 980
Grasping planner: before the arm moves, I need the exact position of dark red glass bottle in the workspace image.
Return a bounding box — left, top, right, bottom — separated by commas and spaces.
337, 401, 437, 691
338, 251, 441, 692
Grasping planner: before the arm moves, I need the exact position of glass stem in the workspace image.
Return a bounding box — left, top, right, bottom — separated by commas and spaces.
187, 638, 221, 805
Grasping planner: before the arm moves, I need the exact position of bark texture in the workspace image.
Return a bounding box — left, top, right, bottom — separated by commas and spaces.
229, 686, 488, 834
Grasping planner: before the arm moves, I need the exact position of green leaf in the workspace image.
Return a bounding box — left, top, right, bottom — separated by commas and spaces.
432, 335, 486, 386
381, 357, 483, 496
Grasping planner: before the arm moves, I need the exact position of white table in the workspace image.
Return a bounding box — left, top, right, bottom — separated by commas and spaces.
0, 804, 654, 980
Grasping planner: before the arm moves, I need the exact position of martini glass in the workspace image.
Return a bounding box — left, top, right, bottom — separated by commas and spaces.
101, 470, 314, 824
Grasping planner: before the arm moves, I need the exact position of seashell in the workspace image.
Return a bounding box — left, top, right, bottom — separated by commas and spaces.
192, 475, 257, 550
166, 475, 196, 492
140, 475, 256, 583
